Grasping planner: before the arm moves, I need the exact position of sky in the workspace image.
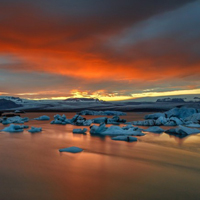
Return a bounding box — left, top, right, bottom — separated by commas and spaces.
0, 0, 200, 101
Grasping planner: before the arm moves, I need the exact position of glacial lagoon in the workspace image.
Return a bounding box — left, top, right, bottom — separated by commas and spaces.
0, 112, 200, 200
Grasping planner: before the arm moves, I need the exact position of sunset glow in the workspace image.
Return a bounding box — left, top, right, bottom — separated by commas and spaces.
0, 0, 200, 100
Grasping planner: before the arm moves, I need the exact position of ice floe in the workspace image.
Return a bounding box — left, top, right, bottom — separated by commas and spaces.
1, 124, 25, 133
92, 115, 126, 124
186, 124, 200, 128
143, 126, 164, 133
73, 128, 87, 134
34, 115, 50, 120
165, 125, 200, 135
1, 116, 29, 125
59, 146, 83, 153
28, 126, 42, 133
51, 114, 92, 126
90, 123, 145, 136
133, 107, 200, 126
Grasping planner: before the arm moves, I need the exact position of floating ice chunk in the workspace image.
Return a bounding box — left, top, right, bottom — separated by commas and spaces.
59, 146, 83, 153
1, 116, 29, 125
145, 113, 165, 120
51, 114, 71, 125
107, 115, 126, 124
144, 126, 164, 133
93, 117, 107, 124
1, 124, 24, 133
73, 128, 87, 134
165, 107, 198, 119
50, 114, 91, 126
165, 125, 200, 135
34, 115, 50, 120
169, 117, 183, 125
92, 115, 126, 124
185, 113, 200, 123
112, 136, 137, 142
90, 123, 107, 135
122, 125, 140, 131
100, 126, 144, 136
186, 124, 200, 128
28, 126, 42, 133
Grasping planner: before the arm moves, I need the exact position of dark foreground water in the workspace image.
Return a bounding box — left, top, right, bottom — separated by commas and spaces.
0, 112, 200, 200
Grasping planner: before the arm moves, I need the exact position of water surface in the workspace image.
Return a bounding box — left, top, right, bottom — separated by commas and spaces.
0, 112, 200, 200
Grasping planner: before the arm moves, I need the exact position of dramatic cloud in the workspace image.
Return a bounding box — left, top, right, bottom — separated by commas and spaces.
0, 0, 199, 100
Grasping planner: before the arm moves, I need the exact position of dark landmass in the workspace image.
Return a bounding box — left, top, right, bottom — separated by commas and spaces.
156, 98, 185, 102
0, 96, 200, 113
0, 99, 21, 110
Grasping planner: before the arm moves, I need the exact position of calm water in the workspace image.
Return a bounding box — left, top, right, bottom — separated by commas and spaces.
0, 112, 200, 200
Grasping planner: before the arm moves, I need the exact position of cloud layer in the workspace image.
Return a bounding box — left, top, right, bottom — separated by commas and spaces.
0, 0, 200, 100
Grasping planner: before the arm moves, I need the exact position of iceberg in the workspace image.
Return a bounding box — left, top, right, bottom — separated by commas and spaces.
186, 124, 200, 128
1, 124, 24, 133
28, 126, 42, 133
145, 113, 165, 120
185, 113, 200, 123
1, 116, 29, 125
165, 107, 198, 119
51, 114, 71, 125
92, 117, 107, 124
107, 115, 126, 124
50, 114, 92, 126
34, 115, 50, 120
111, 136, 137, 142
90, 124, 145, 136
59, 146, 83, 153
90, 123, 107, 135
144, 126, 164, 133
101, 126, 144, 136
165, 125, 200, 135
92, 115, 126, 124
73, 128, 87, 134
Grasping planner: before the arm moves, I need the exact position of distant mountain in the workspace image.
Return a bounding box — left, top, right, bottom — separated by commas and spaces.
0, 99, 21, 109
0, 96, 27, 104
156, 98, 185, 102
64, 98, 101, 102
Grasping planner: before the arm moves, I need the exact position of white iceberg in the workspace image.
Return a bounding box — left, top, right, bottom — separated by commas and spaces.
34, 115, 50, 120
112, 136, 137, 142
59, 146, 83, 153
1, 124, 24, 133
73, 128, 87, 134
165, 125, 200, 135
28, 126, 42, 133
